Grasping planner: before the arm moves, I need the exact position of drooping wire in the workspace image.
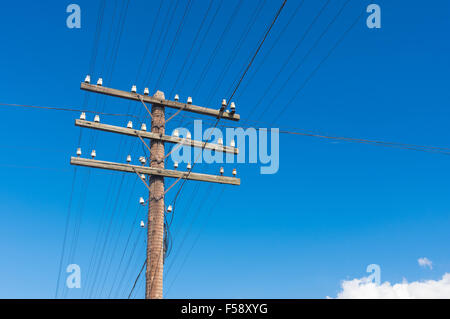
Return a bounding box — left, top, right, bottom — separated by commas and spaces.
235, 0, 305, 100
154, 0, 194, 88
271, 9, 365, 124
128, 259, 146, 299
56, 0, 106, 298
161, 0, 288, 296
204, 0, 267, 105
169, 0, 216, 98
255, 0, 351, 123
190, 0, 244, 96
116, 224, 146, 298
83, 1, 135, 298
54, 167, 78, 298
88, 1, 165, 297
244, 0, 332, 121
164, 0, 269, 280
0, 102, 139, 118
165, 185, 226, 297
144, 0, 181, 88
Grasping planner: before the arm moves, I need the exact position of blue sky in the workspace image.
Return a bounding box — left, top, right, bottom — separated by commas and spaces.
0, 0, 449, 298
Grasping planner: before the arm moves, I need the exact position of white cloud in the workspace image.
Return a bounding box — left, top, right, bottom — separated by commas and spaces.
418, 257, 433, 270
333, 273, 450, 299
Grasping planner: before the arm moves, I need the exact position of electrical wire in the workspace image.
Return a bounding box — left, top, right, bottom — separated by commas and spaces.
169, 0, 215, 97
235, 0, 305, 100
83, 1, 134, 297
155, 110, 450, 155
190, 0, 244, 96
87, 174, 126, 298
256, 0, 351, 123
154, 0, 194, 88
164, 0, 268, 279
120, 229, 146, 298
175, 0, 224, 95
204, 0, 267, 105
97, 177, 139, 297
244, 0, 332, 121
87, 1, 165, 296
161, 0, 288, 296
0, 102, 138, 118
56, 0, 107, 298
54, 167, 78, 298
145, 0, 181, 88
165, 185, 226, 297
272, 9, 365, 124
128, 259, 146, 299
93, 0, 179, 296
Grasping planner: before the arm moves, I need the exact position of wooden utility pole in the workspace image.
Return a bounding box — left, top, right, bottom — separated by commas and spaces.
147, 90, 165, 299
72, 79, 240, 299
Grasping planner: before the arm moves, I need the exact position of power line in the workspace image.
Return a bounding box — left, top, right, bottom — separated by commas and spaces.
135, 0, 165, 86
164, 0, 268, 280
84, 0, 162, 295
167, 0, 225, 147
154, 0, 194, 88
161, 1, 449, 294
216, 120, 450, 155
272, 9, 365, 124
0, 102, 139, 118
79, 1, 138, 298
235, 0, 305, 100
88, 0, 107, 75
55, 0, 107, 298
86, 174, 126, 298
105, 0, 209, 292
97, 177, 139, 297
117, 229, 146, 298
165, 1, 268, 255
156, 110, 450, 154
143, 0, 260, 296
256, 0, 351, 123
164, 181, 211, 278
277, 129, 450, 155
165, 185, 226, 297
191, 0, 244, 96
164, 0, 288, 295
174, 0, 224, 95
145, 0, 181, 87
54, 167, 78, 298
227, 0, 287, 103
107, 199, 143, 298
205, 0, 267, 105
128, 259, 146, 299
171, 0, 289, 226
169, 0, 215, 97
82, 170, 121, 298
244, 0, 332, 121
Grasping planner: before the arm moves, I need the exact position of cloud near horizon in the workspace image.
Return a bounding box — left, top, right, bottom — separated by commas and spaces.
332, 273, 450, 299
418, 257, 433, 269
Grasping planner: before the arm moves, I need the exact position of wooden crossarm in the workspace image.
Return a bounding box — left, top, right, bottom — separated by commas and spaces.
75, 119, 239, 155
81, 82, 240, 121
70, 157, 240, 186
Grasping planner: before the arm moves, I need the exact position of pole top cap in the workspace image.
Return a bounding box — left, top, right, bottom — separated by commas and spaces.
153, 90, 165, 100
